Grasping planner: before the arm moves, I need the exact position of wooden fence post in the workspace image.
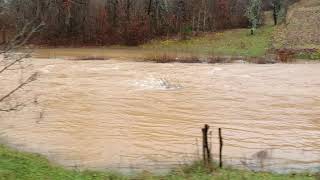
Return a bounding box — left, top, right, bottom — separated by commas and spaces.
202, 124, 211, 168
219, 128, 223, 168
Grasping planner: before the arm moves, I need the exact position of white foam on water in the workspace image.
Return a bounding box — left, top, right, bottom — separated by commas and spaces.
89, 65, 120, 72
39, 65, 55, 74
240, 74, 251, 78
132, 75, 181, 90
208, 67, 223, 75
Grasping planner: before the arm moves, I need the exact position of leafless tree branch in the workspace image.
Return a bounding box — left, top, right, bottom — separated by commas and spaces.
0, 72, 38, 103
0, 0, 46, 113
0, 19, 44, 112
0, 54, 30, 74
2, 21, 45, 53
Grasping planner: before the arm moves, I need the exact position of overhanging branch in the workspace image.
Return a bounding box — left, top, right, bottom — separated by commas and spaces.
0, 72, 38, 103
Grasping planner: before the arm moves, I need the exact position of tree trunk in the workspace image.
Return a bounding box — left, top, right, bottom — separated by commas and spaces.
1, 27, 6, 44
273, 5, 278, 25
197, 10, 201, 32
147, 0, 152, 15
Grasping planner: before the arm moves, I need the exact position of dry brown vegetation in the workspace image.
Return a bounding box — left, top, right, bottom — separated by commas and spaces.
145, 54, 277, 64
274, 48, 320, 62
273, 0, 320, 49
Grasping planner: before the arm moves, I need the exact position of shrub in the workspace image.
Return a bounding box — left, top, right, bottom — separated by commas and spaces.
276, 49, 295, 62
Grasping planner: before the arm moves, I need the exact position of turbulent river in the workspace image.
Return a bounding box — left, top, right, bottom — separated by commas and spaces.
0, 49, 320, 173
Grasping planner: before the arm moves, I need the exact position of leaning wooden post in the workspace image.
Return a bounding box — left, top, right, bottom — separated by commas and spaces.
219, 128, 223, 168
202, 124, 211, 168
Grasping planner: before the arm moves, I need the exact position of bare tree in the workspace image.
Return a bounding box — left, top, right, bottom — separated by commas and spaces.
0, 1, 44, 112
3, 0, 279, 45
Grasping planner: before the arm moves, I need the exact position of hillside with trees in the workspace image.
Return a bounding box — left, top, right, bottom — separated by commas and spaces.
0, 0, 297, 46
1, 1, 320, 180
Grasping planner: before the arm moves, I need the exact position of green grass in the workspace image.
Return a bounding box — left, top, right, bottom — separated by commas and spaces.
142, 26, 274, 57
0, 145, 126, 180
0, 144, 318, 180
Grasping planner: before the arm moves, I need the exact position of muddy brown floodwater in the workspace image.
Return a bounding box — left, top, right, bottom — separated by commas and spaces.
0, 49, 320, 173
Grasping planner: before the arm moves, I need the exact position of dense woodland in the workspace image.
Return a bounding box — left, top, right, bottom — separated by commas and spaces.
0, 0, 295, 46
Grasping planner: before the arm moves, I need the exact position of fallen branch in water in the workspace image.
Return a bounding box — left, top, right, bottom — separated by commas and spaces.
0, 103, 25, 112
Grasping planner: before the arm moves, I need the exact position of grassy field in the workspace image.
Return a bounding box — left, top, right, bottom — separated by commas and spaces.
142, 26, 274, 58
34, 21, 319, 62
34, 26, 274, 60
32, 0, 320, 61
0, 144, 317, 180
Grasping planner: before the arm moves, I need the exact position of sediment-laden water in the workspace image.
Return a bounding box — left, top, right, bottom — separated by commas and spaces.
0, 51, 319, 173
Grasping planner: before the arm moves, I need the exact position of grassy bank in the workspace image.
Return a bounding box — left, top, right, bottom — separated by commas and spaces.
142, 26, 274, 58
0, 145, 317, 180
34, 26, 275, 62
34, 24, 319, 62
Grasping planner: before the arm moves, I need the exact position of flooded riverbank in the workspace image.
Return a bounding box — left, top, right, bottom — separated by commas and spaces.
0, 55, 319, 173
33, 47, 178, 61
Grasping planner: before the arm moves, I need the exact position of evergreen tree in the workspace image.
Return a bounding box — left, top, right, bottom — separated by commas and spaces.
246, 0, 262, 35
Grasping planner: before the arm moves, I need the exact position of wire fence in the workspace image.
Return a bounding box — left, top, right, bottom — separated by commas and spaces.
63, 125, 320, 174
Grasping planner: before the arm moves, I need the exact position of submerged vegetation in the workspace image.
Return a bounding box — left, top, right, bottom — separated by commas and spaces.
0, 145, 317, 180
